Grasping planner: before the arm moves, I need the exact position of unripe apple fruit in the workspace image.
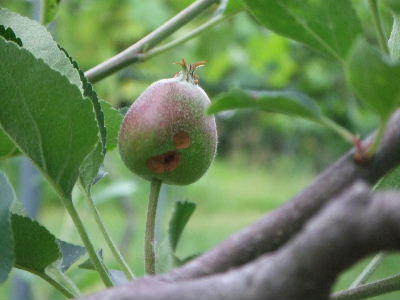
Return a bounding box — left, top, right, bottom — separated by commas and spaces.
119, 59, 217, 185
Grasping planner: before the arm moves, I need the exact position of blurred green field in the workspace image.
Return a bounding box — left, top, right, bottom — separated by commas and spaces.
2, 153, 400, 299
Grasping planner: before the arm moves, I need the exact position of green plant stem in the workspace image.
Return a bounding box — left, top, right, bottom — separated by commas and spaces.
145, 179, 162, 275
350, 252, 386, 288
138, 13, 229, 62
85, 0, 219, 82
46, 264, 82, 297
55, 269, 82, 297
80, 185, 135, 280
40, 273, 75, 298
319, 116, 356, 144
332, 273, 400, 300
29, 269, 76, 298
368, 0, 390, 55
61, 198, 113, 287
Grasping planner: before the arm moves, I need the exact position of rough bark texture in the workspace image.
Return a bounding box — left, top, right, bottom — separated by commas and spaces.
79, 183, 400, 300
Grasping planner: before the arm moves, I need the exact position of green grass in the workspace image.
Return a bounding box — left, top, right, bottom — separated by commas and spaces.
1, 154, 400, 299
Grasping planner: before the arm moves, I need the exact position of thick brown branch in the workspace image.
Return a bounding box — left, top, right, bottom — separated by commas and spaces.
79, 183, 400, 300
154, 110, 400, 281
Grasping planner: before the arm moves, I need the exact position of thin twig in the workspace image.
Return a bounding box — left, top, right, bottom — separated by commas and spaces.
333, 273, 400, 300
137, 13, 231, 62
349, 252, 386, 288
85, 0, 218, 83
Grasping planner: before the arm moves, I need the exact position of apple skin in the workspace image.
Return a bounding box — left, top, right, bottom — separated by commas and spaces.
119, 77, 217, 185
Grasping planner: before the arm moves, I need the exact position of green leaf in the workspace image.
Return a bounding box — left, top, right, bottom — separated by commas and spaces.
57, 46, 109, 191
100, 100, 123, 151
219, 0, 244, 16
243, 0, 362, 61
0, 9, 82, 91
0, 171, 15, 283
0, 37, 98, 197
0, 25, 21, 160
12, 214, 61, 273
0, 25, 22, 46
209, 88, 322, 122
79, 144, 104, 190
58, 46, 106, 152
59, 240, 86, 272
347, 40, 400, 121
384, 0, 400, 15
375, 167, 400, 190
169, 201, 196, 252
43, 0, 61, 25
0, 130, 18, 160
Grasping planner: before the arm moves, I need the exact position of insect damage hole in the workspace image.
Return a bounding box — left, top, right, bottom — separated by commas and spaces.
147, 151, 181, 173
173, 131, 191, 149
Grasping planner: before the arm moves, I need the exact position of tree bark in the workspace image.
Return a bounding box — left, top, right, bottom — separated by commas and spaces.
78, 183, 400, 299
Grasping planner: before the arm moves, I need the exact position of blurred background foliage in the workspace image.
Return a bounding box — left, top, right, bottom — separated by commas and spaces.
0, 0, 399, 299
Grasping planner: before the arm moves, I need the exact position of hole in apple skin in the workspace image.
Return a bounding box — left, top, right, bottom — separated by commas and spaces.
147, 151, 181, 173
173, 131, 191, 149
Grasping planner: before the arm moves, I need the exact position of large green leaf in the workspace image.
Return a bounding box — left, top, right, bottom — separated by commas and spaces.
12, 214, 61, 273
43, 0, 61, 25
0, 8, 81, 91
0, 130, 18, 160
169, 201, 196, 252
347, 40, 400, 121
243, 0, 362, 61
209, 88, 322, 122
0, 37, 98, 197
0, 171, 15, 283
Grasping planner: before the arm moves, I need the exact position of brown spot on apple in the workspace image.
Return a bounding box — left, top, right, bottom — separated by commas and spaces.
173, 131, 191, 149
147, 151, 181, 173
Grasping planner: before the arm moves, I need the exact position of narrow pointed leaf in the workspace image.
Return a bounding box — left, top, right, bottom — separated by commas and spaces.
243, 0, 362, 60
209, 88, 322, 123
0, 171, 15, 283
169, 201, 196, 252
0, 37, 98, 197
59, 240, 86, 272
347, 40, 400, 120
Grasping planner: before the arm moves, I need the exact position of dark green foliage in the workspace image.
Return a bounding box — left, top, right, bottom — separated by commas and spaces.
243, 0, 362, 61
347, 40, 400, 121
0, 37, 98, 197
